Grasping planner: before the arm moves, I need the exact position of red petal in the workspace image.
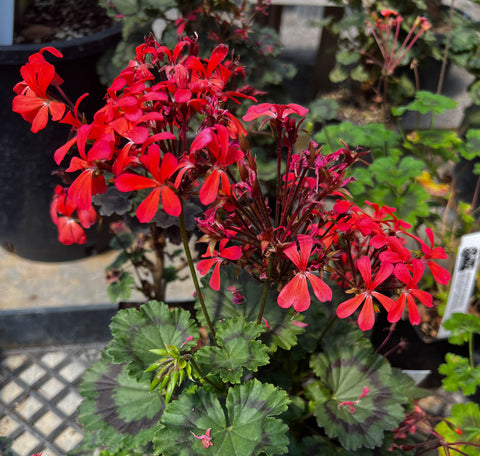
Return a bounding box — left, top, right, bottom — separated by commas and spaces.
372, 291, 396, 311
357, 295, 375, 331
411, 289, 433, 308
427, 261, 451, 285
283, 242, 302, 269
406, 294, 421, 325
356, 257, 372, 286
306, 273, 332, 302
336, 294, 365, 319
115, 174, 156, 192
220, 245, 242, 261
159, 152, 178, 181
54, 136, 77, 165
388, 295, 406, 323
68, 169, 93, 210
136, 188, 160, 223
31, 105, 49, 132
191, 128, 213, 152
277, 274, 311, 312
199, 170, 220, 205
207, 44, 228, 75
175, 88, 192, 103
197, 258, 217, 276
161, 186, 181, 217
371, 262, 394, 288
209, 262, 222, 291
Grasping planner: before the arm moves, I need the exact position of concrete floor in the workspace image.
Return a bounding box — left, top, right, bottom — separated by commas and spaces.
0, 246, 195, 311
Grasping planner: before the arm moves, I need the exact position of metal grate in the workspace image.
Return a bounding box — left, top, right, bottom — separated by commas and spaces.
0, 343, 104, 456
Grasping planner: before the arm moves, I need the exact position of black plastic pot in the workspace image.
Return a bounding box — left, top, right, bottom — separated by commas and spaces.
0, 24, 121, 261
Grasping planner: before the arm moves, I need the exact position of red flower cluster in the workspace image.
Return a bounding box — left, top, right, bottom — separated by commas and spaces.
13, 35, 450, 332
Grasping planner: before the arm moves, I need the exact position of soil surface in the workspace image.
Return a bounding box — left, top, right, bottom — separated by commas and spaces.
14, 0, 114, 44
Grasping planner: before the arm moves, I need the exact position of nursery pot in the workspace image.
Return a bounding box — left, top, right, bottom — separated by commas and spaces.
0, 24, 121, 262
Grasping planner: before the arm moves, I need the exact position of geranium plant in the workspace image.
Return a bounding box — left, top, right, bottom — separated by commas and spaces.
15, 29, 480, 455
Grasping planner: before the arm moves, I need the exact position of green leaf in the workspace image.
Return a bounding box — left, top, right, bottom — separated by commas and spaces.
435, 403, 480, 456
153, 380, 290, 456
0, 437, 14, 456
78, 358, 165, 449
196, 264, 305, 351
392, 91, 457, 116
463, 129, 480, 159
443, 313, 480, 345
469, 80, 480, 105
194, 317, 269, 383
336, 49, 361, 66
439, 353, 480, 395
351, 65, 370, 82
329, 65, 349, 83
404, 129, 463, 161
450, 28, 478, 53
107, 271, 135, 303
314, 122, 401, 156
305, 344, 408, 450
109, 231, 135, 251
106, 300, 199, 383
308, 98, 339, 123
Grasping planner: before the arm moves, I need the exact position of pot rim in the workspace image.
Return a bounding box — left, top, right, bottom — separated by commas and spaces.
0, 22, 122, 64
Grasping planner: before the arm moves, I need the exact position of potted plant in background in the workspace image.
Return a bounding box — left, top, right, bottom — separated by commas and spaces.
0, 0, 121, 261
14, 10, 480, 450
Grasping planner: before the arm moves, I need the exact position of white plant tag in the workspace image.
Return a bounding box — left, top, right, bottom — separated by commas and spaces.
437, 232, 480, 339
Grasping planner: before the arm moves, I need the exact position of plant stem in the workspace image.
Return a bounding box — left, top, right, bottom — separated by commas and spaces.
256, 261, 273, 325
188, 355, 225, 393
178, 202, 217, 345
318, 314, 338, 344
149, 224, 165, 301
469, 332, 475, 369
436, 0, 455, 97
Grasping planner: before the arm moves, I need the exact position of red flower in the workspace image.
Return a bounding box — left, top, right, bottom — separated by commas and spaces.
190, 125, 243, 205
388, 259, 433, 325
12, 47, 66, 132
115, 145, 181, 222
191, 428, 213, 449
277, 235, 332, 312
242, 103, 308, 122
336, 257, 396, 331
416, 228, 451, 285
196, 239, 242, 290
50, 186, 97, 245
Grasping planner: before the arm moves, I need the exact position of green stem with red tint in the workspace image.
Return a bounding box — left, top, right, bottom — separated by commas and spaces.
178, 201, 217, 345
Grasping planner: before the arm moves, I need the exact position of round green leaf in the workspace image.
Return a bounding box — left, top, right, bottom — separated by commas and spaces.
78, 358, 165, 449
306, 344, 408, 450
153, 380, 290, 456
194, 317, 269, 383
106, 300, 199, 382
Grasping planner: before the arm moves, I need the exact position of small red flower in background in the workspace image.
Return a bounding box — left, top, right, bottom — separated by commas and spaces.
388, 259, 433, 325
242, 102, 308, 122
336, 257, 396, 331
191, 428, 213, 449
277, 235, 332, 312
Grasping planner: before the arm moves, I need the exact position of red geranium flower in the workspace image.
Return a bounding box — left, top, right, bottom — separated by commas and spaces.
277, 235, 332, 312
197, 239, 242, 290
115, 144, 181, 222
336, 257, 396, 331
388, 259, 433, 325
